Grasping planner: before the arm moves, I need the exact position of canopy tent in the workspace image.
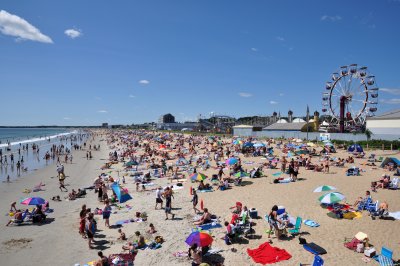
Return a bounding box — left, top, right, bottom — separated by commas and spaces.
380, 157, 400, 168
348, 144, 363, 153
111, 183, 132, 203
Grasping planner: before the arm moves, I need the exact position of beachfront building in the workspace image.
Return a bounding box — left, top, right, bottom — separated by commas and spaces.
158, 113, 175, 124
366, 109, 400, 138
156, 122, 198, 131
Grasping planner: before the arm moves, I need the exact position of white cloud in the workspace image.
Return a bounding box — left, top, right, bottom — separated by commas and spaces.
98, 110, 108, 113
129, 94, 135, 98
251, 47, 258, 52
0, 10, 53, 43
63, 117, 71, 120
238, 92, 253, 97
381, 98, 400, 104
276, 36, 285, 41
139, 80, 150, 85
64, 28, 82, 39
321, 15, 342, 22
269, 100, 278, 104
379, 88, 400, 95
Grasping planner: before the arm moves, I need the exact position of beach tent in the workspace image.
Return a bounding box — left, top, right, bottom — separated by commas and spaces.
380, 157, 400, 168
348, 144, 363, 153
111, 183, 132, 203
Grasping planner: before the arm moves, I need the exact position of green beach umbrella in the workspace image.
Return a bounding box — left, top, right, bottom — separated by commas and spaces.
190, 173, 207, 182
318, 192, 345, 204
313, 185, 337, 193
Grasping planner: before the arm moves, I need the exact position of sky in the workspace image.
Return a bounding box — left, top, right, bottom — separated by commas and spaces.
1, 0, 400, 126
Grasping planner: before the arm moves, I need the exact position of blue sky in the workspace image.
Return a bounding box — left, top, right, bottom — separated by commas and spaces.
1, 0, 400, 126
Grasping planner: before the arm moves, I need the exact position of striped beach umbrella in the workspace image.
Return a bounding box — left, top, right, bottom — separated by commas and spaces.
21, 197, 45, 205
185, 231, 213, 247
190, 173, 207, 181
318, 192, 345, 204
313, 185, 337, 193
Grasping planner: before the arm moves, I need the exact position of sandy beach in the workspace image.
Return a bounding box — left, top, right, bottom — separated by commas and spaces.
1, 131, 399, 266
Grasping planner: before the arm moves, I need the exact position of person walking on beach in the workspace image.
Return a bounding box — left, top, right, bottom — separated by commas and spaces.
102, 200, 112, 228
16, 160, 21, 175
10, 154, 14, 164
164, 187, 175, 220
191, 189, 200, 214
155, 187, 163, 209
86, 213, 95, 249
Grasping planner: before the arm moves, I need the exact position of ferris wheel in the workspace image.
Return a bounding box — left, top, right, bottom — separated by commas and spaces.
321, 64, 379, 133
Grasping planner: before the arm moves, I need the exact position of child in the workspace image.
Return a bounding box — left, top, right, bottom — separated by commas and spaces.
118, 228, 126, 240
147, 223, 157, 234
136, 182, 140, 192
122, 175, 126, 184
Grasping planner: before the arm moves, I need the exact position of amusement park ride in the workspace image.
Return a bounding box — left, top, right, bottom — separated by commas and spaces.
322, 64, 379, 133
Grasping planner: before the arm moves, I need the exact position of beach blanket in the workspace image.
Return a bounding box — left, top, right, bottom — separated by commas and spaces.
197, 189, 213, 193
303, 220, 320, 227
388, 211, 400, 220
272, 172, 282, 177
247, 242, 291, 264
198, 223, 222, 230
343, 211, 362, 219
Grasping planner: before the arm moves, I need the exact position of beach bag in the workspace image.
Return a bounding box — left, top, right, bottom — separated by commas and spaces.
356, 243, 364, 253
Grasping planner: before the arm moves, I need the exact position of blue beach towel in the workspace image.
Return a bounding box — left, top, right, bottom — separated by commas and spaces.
199, 223, 222, 230
304, 219, 320, 227
197, 189, 213, 193
272, 172, 282, 177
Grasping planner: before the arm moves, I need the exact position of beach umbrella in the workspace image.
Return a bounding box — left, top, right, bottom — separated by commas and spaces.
318, 192, 345, 204
233, 140, 242, 145
226, 158, 238, 165
313, 185, 337, 193
234, 171, 249, 178
185, 231, 213, 247
253, 143, 265, 148
21, 197, 45, 205
111, 183, 132, 203
190, 173, 207, 181
243, 142, 254, 147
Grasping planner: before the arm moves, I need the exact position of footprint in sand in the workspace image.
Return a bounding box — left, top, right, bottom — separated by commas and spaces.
3, 238, 33, 251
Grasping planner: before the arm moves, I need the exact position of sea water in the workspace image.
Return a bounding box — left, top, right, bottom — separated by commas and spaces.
0, 128, 88, 181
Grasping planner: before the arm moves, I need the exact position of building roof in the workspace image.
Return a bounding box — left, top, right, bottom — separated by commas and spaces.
263, 122, 307, 131
292, 118, 306, 123
367, 109, 400, 120
276, 119, 288, 123
233, 124, 254, 128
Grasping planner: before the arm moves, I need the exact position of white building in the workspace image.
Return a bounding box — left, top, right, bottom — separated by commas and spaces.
366, 109, 400, 138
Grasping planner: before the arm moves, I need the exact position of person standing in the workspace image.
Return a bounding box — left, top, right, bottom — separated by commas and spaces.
164, 187, 175, 220
16, 161, 21, 175
155, 187, 163, 209
102, 200, 112, 228
85, 213, 95, 249
191, 189, 199, 214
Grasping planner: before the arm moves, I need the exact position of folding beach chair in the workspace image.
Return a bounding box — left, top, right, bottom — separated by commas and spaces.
300, 255, 324, 266
357, 197, 372, 211
376, 246, 394, 266
389, 177, 399, 190
288, 217, 302, 236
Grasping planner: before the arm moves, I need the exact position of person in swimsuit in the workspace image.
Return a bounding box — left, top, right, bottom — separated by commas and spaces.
194, 208, 211, 225
267, 205, 285, 239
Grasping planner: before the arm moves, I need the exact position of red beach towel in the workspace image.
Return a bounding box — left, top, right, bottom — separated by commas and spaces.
247, 242, 292, 264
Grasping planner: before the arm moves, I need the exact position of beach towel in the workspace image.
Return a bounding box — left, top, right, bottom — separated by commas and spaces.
247, 242, 291, 264
197, 189, 213, 193
343, 212, 362, 219
304, 220, 320, 227
388, 212, 400, 220
303, 243, 327, 255
198, 223, 222, 230
143, 182, 155, 187
272, 172, 282, 177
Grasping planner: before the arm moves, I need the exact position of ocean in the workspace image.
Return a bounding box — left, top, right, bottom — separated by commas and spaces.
0, 128, 88, 181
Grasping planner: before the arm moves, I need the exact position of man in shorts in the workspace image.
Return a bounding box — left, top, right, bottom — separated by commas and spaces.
155, 187, 163, 209
164, 187, 175, 220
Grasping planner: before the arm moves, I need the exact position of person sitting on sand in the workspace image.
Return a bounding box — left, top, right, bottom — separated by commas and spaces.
197, 180, 211, 191
52, 196, 61, 201
94, 251, 109, 266
188, 243, 202, 266
122, 242, 137, 255
353, 190, 372, 207
6, 209, 23, 226
117, 228, 126, 240
147, 223, 157, 234
375, 174, 390, 190
194, 208, 212, 225
69, 189, 77, 200
134, 231, 146, 248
